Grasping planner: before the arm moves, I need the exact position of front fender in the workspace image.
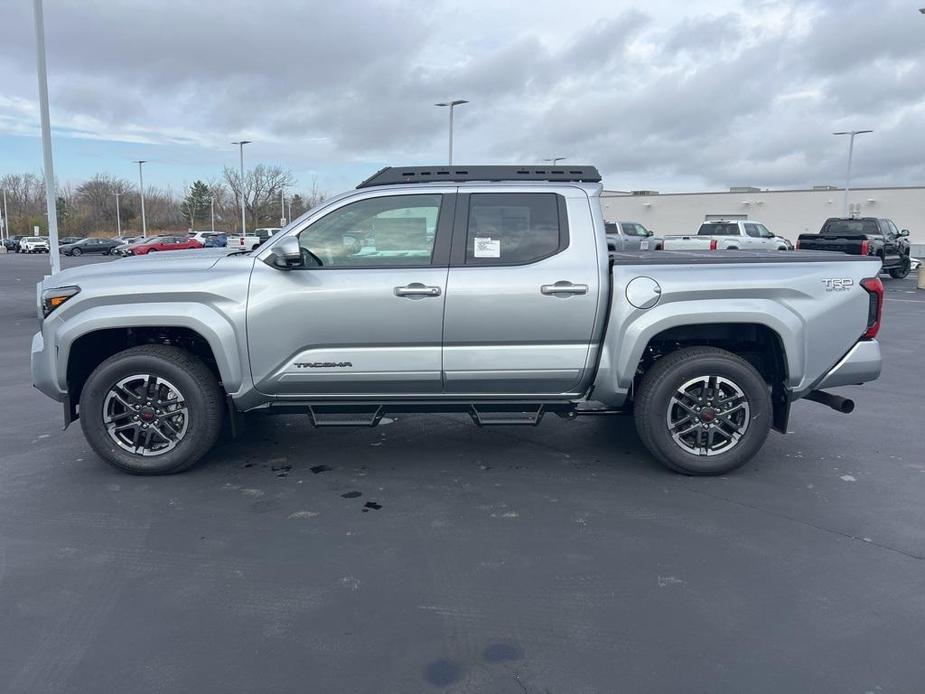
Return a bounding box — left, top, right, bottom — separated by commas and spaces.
53, 303, 246, 394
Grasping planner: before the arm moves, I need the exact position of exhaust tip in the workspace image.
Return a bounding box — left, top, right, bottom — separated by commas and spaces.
839, 399, 855, 414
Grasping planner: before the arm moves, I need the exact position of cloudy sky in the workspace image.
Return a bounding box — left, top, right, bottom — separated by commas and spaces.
1, 0, 923, 194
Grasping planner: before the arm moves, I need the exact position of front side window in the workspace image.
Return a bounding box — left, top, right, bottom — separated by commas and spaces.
624, 223, 649, 238
465, 193, 563, 265
744, 223, 760, 238
298, 194, 440, 267
757, 224, 774, 239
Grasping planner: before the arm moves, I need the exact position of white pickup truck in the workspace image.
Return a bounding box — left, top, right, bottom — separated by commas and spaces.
663, 220, 791, 251
231, 227, 282, 251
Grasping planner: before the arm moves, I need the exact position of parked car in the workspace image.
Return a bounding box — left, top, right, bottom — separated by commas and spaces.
129, 236, 203, 255
203, 233, 228, 248
662, 220, 790, 251
32, 165, 884, 478
19, 236, 50, 253
605, 221, 663, 251
60, 237, 121, 256
112, 237, 145, 257
229, 227, 282, 251
188, 231, 227, 247
2, 235, 26, 252
796, 217, 912, 279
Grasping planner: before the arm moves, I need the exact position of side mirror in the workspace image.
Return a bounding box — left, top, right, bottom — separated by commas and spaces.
646, 230, 654, 237
268, 236, 303, 270
901, 229, 910, 237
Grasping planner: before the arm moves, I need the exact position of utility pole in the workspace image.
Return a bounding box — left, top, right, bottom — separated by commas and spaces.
231, 140, 251, 242
833, 130, 873, 217
210, 196, 215, 232
32, 0, 61, 274
134, 160, 147, 237
113, 192, 122, 236
1, 188, 8, 241
280, 189, 286, 226
434, 100, 468, 165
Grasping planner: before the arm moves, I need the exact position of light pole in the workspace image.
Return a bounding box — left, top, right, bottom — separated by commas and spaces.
113, 192, 122, 236
232, 140, 251, 241
32, 0, 61, 274
833, 130, 872, 217
434, 99, 468, 165
134, 160, 147, 237
543, 157, 567, 166
287, 198, 292, 224
1, 188, 8, 241
210, 196, 215, 232
280, 188, 286, 226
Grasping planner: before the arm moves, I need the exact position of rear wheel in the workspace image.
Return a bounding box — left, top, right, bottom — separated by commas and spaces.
71, 247, 82, 256
634, 347, 771, 475
79, 345, 224, 474
889, 256, 911, 279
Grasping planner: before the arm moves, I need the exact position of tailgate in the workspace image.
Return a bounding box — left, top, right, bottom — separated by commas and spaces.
798, 236, 863, 254
662, 236, 711, 250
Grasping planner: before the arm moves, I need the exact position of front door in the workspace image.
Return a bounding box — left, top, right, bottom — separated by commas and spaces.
442, 188, 601, 396
247, 191, 454, 397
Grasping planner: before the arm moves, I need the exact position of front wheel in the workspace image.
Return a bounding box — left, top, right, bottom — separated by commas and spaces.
888, 256, 911, 279
79, 345, 224, 474
634, 346, 772, 475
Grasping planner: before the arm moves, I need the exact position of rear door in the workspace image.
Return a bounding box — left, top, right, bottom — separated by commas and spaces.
882, 220, 902, 266
442, 187, 600, 396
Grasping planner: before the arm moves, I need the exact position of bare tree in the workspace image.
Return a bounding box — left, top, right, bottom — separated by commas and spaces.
223, 164, 295, 230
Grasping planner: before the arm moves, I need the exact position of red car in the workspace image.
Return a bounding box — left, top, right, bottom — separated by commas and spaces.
130, 235, 203, 255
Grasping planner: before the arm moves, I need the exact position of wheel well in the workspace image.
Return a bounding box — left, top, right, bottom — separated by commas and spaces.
67, 327, 222, 410
635, 323, 790, 432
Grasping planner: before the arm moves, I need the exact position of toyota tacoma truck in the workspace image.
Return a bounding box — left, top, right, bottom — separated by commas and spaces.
31, 166, 884, 476
662, 220, 791, 251
796, 217, 912, 279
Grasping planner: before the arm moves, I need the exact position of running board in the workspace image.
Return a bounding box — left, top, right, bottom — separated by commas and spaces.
468, 404, 546, 426
308, 405, 385, 427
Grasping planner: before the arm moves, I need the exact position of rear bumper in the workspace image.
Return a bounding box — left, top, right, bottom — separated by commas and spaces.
815, 339, 881, 390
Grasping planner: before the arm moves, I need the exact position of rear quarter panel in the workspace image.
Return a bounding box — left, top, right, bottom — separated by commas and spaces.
592, 256, 881, 405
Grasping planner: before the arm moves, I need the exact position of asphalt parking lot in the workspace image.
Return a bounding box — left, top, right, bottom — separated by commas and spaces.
2, 252, 924, 693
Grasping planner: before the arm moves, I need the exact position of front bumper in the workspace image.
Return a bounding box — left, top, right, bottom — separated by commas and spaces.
815, 339, 882, 390
31, 329, 66, 402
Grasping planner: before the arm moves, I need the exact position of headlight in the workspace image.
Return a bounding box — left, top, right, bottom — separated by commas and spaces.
41, 286, 80, 317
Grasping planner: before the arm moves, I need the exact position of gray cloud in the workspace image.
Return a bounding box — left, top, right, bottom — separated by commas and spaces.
1, 0, 923, 192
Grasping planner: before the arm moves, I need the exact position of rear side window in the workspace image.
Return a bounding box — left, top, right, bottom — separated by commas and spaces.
821, 219, 879, 235
465, 193, 565, 265
698, 223, 738, 236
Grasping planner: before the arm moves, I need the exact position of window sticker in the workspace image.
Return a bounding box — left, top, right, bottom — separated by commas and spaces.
473, 237, 501, 258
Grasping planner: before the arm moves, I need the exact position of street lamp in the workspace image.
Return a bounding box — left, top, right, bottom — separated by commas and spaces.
280, 188, 286, 226
113, 191, 122, 236
543, 157, 567, 166
833, 130, 873, 217
210, 196, 216, 232
1, 188, 8, 241
231, 140, 251, 240
32, 0, 61, 274
133, 160, 147, 237
434, 100, 468, 165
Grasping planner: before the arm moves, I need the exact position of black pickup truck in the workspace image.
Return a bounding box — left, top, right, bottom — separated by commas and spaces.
797, 217, 912, 279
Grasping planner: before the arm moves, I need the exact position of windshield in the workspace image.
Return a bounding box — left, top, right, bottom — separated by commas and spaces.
821, 219, 879, 235
698, 223, 738, 236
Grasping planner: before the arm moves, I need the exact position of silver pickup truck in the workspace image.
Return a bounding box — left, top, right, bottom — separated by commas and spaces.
32, 166, 884, 477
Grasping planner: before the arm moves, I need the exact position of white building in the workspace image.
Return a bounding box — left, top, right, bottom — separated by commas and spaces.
601, 185, 925, 253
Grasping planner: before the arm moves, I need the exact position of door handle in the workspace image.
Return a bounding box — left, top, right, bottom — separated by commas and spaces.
541, 281, 589, 296
394, 283, 442, 298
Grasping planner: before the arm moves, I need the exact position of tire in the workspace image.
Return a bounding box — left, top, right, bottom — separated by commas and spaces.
634, 346, 772, 475
888, 256, 911, 279
71, 247, 82, 256
79, 345, 224, 474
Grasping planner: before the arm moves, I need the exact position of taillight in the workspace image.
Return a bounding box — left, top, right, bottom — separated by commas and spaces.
860, 277, 883, 339
860, 239, 870, 255
709, 239, 718, 250
795, 240, 800, 250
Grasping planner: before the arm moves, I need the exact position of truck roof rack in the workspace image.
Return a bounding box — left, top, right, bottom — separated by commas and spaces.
356, 165, 602, 189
